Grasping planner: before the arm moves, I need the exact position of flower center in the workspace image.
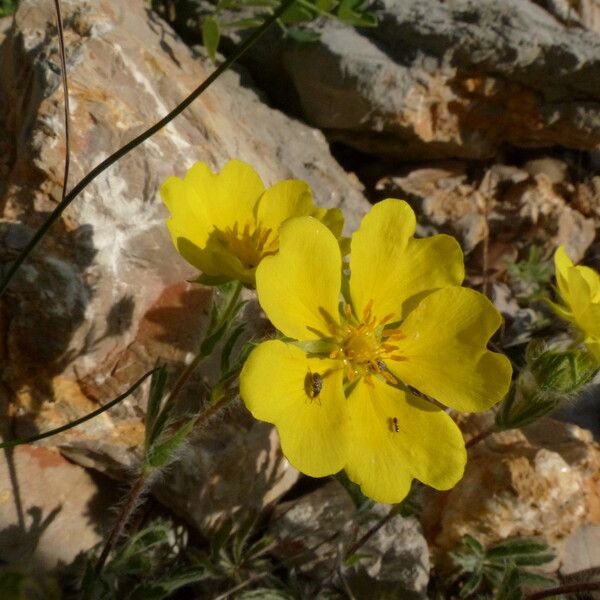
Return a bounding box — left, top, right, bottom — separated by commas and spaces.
342, 322, 381, 366
330, 301, 405, 383
220, 221, 278, 270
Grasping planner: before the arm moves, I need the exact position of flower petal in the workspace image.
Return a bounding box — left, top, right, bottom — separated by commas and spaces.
161, 175, 217, 273
584, 337, 600, 363
257, 179, 315, 232
187, 160, 265, 231
240, 340, 346, 477
256, 217, 341, 340
312, 207, 345, 239
344, 378, 466, 503
350, 199, 464, 323
389, 287, 512, 413
555, 245, 574, 303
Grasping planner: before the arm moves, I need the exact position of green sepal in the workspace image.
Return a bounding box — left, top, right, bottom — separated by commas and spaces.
189, 272, 232, 287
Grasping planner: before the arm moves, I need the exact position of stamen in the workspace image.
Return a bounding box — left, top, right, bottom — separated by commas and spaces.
381, 370, 398, 384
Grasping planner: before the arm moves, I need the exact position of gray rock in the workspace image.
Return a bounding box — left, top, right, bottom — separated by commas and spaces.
269, 480, 430, 596
376, 160, 595, 261
0, 0, 369, 529
244, 0, 600, 160
560, 523, 600, 575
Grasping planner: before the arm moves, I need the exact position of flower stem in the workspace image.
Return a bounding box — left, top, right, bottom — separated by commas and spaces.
94, 472, 150, 574
525, 580, 600, 599
465, 425, 497, 449
343, 503, 403, 562
0, 369, 156, 449
164, 280, 243, 408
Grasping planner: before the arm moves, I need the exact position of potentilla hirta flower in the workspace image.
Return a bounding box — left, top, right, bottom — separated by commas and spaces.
240, 199, 512, 503
160, 160, 344, 286
550, 245, 600, 362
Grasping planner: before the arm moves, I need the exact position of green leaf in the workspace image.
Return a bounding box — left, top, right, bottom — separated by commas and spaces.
487, 538, 554, 563
127, 569, 209, 600
286, 27, 322, 42
202, 16, 221, 61
145, 365, 169, 451
220, 323, 246, 373
190, 273, 232, 286
222, 18, 266, 29
462, 535, 485, 555
280, 2, 315, 23
336, 0, 377, 26
146, 419, 194, 469
495, 563, 523, 600
315, 0, 338, 11
460, 570, 483, 597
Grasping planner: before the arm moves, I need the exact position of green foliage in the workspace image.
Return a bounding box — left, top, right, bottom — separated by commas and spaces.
0, 567, 61, 600
152, 0, 378, 60
496, 340, 598, 430
190, 513, 276, 586
505, 245, 553, 304
80, 522, 209, 600
448, 535, 556, 599
0, 0, 17, 18
143, 281, 247, 473
202, 15, 221, 59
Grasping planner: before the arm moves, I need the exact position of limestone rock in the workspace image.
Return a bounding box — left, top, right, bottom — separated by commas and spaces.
269, 480, 430, 596
0, 0, 370, 526
377, 159, 595, 261
244, 0, 600, 160
422, 419, 600, 556
0, 445, 115, 569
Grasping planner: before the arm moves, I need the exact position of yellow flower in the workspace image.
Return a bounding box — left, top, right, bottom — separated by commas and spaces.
160, 160, 344, 286
240, 199, 512, 503
550, 246, 600, 362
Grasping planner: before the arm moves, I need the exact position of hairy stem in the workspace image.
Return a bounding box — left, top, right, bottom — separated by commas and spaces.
94, 472, 150, 573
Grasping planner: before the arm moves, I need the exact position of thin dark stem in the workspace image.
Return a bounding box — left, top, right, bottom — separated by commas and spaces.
465, 425, 496, 449
0, 369, 155, 449
343, 504, 402, 562
525, 580, 600, 599
94, 473, 150, 574
53, 0, 71, 203
0, 0, 296, 298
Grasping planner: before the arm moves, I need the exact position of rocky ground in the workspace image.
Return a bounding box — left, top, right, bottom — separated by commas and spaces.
1, 0, 600, 597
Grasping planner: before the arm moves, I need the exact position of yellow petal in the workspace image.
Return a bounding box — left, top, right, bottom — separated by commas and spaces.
350, 199, 464, 323
186, 160, 265, 231
577, 302, 600, 338
257, 179, 314, 232
161, 175, 217, 273
312, 207, 345, 239
240, 340, 346, 477
554, 245, 574, 303
389, 287, 512, 413
256, 217, 341, 340
584, 337, 600, 363
344, 378, 466, 503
